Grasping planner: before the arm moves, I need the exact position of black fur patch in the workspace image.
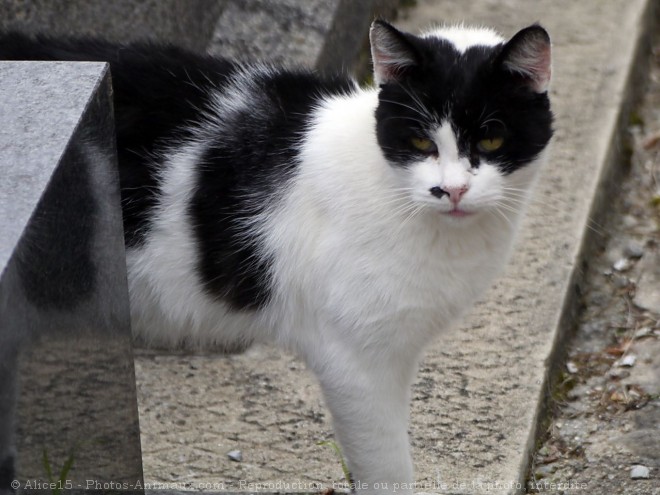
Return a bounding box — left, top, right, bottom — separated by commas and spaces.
375, 30, 553, 173
191, 69, 355, 310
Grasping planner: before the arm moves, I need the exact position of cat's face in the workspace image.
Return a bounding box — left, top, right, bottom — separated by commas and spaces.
370, 22, 553, 222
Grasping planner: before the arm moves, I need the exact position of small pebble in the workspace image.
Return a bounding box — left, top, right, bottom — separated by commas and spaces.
616, 355, 637, 367
630, 465, 650, 479
227, 450, 243, 462
634, 327, 652, 338
566, 361, 578, 374
622, 215, 638, 228
624, 241, 645, 259
535, 464, 556, 478
613, 258, 633, 272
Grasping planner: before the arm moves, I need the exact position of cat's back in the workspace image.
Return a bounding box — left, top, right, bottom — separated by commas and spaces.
0, 32, 361, 349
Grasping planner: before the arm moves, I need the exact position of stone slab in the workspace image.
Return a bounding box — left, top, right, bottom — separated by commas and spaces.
0, 62, 104, 276
208, 0, 398, 72
0, 62, 142, 490
0, 0, 396, 77
0, 0, 226, 51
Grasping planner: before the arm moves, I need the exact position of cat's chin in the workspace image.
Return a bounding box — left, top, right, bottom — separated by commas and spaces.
443, 208, 474, 219
432, 209, 481, 228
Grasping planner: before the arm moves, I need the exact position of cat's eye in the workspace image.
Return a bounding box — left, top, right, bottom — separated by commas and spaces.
411, 137, 437, 153
477, 137, 504, 153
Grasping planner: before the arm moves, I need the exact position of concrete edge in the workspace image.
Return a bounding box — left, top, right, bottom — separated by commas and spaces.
522, 0, 660, 487
315, 0, 400, 75
208, 0, 400, 73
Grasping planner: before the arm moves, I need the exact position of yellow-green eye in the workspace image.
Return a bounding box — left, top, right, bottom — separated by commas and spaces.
477, 137, 504, 152
411, 137, 436, 153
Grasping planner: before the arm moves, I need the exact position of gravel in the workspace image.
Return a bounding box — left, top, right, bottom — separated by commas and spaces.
227, 450, 243, 462
529, 43, 660, 495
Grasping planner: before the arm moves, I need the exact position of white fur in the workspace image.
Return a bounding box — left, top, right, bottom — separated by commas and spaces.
256, 92, 541, 492
127, 29, 545, 494
423, 24, 504, 53
127, 143, 263, 350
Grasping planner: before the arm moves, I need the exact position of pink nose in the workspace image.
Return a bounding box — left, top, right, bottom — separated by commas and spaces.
446, 185, 468, 204
429, 185, 469, 204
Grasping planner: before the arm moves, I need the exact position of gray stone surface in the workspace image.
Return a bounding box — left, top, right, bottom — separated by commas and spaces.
208, 0, 398, 72
208, 0, 338, 66
0, 0, 226, 51
0, 63, 104, 274
0, 0, 396, 74
634, 248, 660, 313
133, 0, 659, 493
0, 62, 142, 488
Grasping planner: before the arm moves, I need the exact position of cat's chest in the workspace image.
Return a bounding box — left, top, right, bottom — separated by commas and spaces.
270, 211, 508, 330
334, 232, 495, 313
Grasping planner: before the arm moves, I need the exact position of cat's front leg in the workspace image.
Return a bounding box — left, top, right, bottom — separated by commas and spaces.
307, 340, 420, 494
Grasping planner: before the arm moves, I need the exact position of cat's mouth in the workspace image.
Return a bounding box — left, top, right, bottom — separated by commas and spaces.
444, 207, 474, 218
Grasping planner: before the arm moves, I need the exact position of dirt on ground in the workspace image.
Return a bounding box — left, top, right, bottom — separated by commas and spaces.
528, 43, 660, 495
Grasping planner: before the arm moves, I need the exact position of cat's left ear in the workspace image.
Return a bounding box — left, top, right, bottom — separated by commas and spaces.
370, 20, 420, 86
499, 24, 552, 93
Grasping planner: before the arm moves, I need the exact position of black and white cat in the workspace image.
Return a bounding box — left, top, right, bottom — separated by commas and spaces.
1, 20, 553, 493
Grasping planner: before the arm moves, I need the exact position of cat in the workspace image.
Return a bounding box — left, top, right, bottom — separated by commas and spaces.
0, 20, 553, 493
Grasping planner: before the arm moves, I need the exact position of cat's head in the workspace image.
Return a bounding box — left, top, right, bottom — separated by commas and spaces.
370, 20, 553, 222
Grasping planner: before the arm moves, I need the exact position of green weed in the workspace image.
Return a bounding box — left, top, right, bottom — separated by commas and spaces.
42, 448, 75, 495
317, 440, 351, 486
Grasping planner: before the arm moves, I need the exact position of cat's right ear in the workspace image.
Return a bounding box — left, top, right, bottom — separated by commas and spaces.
370, 20, 420, 86
498, 24, 552, 93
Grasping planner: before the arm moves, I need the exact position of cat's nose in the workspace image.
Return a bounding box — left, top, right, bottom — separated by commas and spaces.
429, 185, 468, 204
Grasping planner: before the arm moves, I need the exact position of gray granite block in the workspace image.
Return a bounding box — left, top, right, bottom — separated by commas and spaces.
0, 0, 226, 51
208, 0, 399, 72
0, 62, 142, 489
0, 0, 398, 74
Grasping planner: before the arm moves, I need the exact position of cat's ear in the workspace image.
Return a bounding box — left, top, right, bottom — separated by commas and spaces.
499, 24, 551, 93
370, 20, 420, 86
